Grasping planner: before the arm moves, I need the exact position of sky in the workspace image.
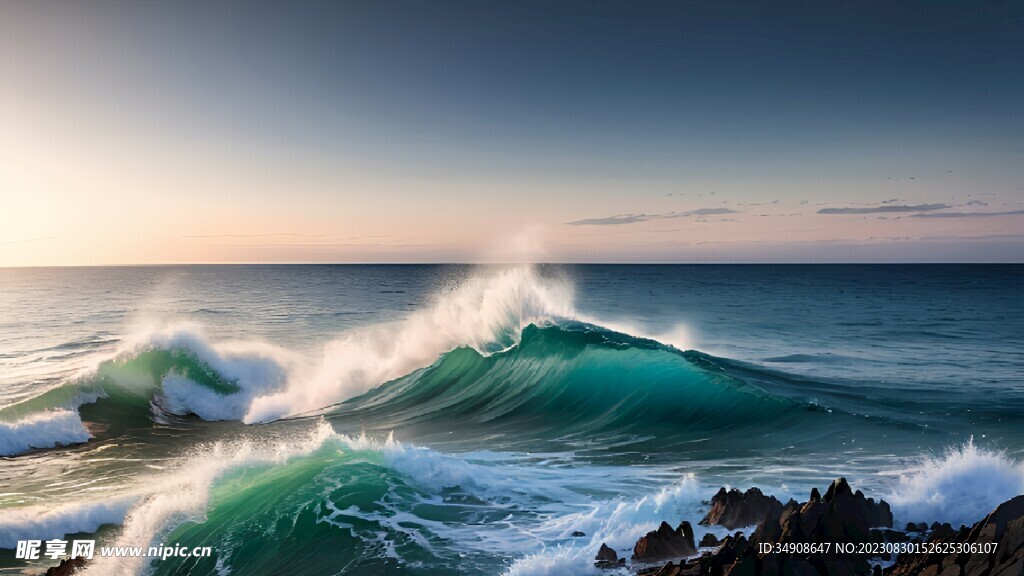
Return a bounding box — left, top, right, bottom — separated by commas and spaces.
1, 0, 1023, 265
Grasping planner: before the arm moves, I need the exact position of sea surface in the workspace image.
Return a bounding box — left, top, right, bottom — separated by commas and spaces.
1, 264, 1022, 575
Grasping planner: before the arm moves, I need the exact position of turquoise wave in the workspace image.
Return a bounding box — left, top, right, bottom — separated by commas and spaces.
328, 323, 838, 450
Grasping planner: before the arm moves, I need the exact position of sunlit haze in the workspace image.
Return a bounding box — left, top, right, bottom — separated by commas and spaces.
2, 1, 1022, 265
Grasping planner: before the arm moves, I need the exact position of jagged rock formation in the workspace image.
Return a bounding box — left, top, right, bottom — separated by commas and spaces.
596, 542, 625, 568
887, 495, 1024, 576
699, 533, 720, 547
629, 478, 1022, 576
701, 487, 785, 530
633, 521, 699, 562
640, 478, 899, 576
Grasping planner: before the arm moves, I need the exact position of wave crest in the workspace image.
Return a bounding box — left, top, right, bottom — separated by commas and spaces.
244, 265, 575, 422
0, 266, 577, 454
889, 440, 1024, 527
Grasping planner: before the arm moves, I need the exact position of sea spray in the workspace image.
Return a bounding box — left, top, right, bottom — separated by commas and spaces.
0, 497, 137, 549
0, 409, 91, 456
243, 265, 576, 422
503, 476, 705, 576
889, 439, 1024, 527
0, 266, 577, 454
80, 419, 340, 576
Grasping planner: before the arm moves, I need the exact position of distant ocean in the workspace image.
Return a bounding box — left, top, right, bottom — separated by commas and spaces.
1, 264, 1022, 575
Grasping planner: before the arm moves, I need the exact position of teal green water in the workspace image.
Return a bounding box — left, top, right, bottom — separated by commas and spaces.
1, 265, 1022, 575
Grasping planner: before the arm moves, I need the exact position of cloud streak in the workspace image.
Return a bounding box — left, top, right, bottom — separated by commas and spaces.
567, 208, 738, 226
817, 204, 949, 215
911, 210, 1024, 218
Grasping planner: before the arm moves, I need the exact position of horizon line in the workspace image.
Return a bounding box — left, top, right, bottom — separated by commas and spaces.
2, 261, 1023, 269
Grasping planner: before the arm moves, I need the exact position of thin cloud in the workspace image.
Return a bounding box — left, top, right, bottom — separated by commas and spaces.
566, 214, 651, 226
911, 210, 1024, 218
919, 234, 1024, 241
817, 203, 949, 215
686, 208, 737, 216
567, 208, 739, 226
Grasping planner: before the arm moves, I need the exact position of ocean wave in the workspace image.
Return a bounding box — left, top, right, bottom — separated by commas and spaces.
2, 265, 863, 459
332, 322, 818, 444
120, 425, 709, 576
889, 440, 1024, 527
0, 409, 91, 456
503, 477, 706, 576
0, 497, 137, 549
0, 267, 580, 456
80, 420, 340, 576
242, 265, 575, 423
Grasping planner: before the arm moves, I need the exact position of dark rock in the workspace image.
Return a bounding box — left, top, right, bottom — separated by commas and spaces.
634, 521, 698, 562
700, 487, 785, 530
639, 480, 1024, 576
889, 496, 1024, 576
46, 557, 88, 576
825, 478, 894, 531
595, 542, 619, 568
699, 533, 720, 547
571, 530, 586, 537
659, 478, 897, 576
931, 523, 956, 541
650, 561, 682, 576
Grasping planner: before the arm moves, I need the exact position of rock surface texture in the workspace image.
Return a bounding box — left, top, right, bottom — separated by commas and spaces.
596, 478, 1022, 576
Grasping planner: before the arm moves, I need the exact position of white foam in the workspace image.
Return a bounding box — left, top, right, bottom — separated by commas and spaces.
333, 431, 587, 505
122, 323, 297, 422
243, 265, 576, 422
4, 264, 689, 450
10, 425, 702, 576
81, 420, 339, 576
0, 497, 136, 549
0, 410, 91, 456
505, 545, 610, 576
503, 475, 706, 576
889, 440, 1024, 527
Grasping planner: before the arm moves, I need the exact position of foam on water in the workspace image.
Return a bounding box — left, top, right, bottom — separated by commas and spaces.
80, 420, 339, 576
125, 323, 298, 421
0, 497, 137, 549
243, 265, 575, 423
0, 409, 91, 456
0, 266, 579, 454
889, 440, 1024, 527
504, 476, 707, 576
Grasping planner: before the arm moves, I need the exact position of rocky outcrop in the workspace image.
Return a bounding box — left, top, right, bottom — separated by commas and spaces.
45, 557, 88, 576
699, 533, 720, 547
754, 478, 893, 546
626, 479, 1023, 576
634, 478, 899, 576
634, 521, 698, 562
700, 487, 785, 530
596, 542, 625, 568
888, 495, 1024, 576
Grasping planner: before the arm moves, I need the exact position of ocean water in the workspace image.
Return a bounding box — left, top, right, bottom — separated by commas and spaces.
1, 264, 1022, 575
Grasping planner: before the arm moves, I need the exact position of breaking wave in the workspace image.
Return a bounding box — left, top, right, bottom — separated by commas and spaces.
889, 440, 1024, 527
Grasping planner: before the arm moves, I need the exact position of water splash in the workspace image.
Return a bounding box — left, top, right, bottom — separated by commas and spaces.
889, 439, 1024, 527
